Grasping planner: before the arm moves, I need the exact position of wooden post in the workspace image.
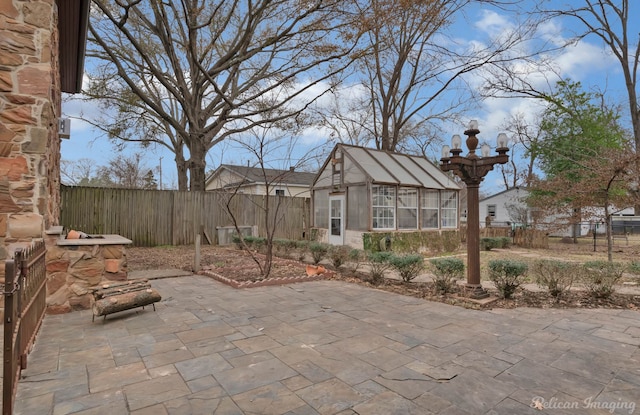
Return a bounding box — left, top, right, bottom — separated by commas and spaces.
194, 233, 201, 272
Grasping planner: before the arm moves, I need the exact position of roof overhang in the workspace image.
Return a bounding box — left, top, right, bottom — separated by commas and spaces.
58, 0, 91, 93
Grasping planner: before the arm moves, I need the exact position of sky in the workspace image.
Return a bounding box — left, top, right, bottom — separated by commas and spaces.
60, 1, 638, 193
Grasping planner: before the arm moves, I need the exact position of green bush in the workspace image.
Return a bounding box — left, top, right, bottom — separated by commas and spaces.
389, 254, 424, 282
241, 235, 266, 252
499, 237, 511, 248
531, 259, 576, 298
480, 237, 499, 251
582, 261, 625, 299
346, 249, 363, 274
309, 242, 329, 264
628, 261, 640, 275
480, 237, 511, 250
536, 260, 577, 295
367, 251, 394, 285
488, 259, 528, 299
328, 245, 351, 269
429, 257, 464, 294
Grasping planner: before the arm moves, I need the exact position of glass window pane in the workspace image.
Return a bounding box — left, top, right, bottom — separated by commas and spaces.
421, 189, 439, 229
372, 185, 395, 229
347, 185, 368, 231
398, 187, 417, 229
440, 190, 458, 228
313, 189, 329, 228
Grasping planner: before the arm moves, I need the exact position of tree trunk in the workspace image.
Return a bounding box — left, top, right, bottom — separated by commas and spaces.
188, 139, 207, 191
175, 151, 188, 191
93, 289, 161, 317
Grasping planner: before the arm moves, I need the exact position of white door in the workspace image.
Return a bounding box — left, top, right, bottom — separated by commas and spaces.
328, 195, 345, 245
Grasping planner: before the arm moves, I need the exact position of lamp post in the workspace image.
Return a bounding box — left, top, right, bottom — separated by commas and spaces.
440, 120, 509, 299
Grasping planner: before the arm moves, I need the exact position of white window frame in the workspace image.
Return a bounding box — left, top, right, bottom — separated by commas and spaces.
440, 190, 458, 228
421, 190, 439, 229
487, 204, 497, 218
397, 187, 418, 230
372, 185, 395, 230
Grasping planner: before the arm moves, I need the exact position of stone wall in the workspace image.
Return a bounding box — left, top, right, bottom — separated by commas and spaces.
1, 1, 62, 313
44, 233, 130, 314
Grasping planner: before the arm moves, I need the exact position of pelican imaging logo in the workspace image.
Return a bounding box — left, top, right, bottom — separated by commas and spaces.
530, 396, 636, 414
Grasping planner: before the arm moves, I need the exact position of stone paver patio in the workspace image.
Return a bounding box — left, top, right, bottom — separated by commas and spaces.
13, 275, 640, 414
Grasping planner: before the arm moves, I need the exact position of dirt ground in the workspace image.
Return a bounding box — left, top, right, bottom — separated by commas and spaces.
126, 236, 640, 310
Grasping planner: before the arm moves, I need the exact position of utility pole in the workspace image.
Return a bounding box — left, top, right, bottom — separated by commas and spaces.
159, 156, 163, 190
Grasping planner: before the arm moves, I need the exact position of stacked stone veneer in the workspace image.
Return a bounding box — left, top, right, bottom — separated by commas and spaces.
1, 2, 62, 316
44, 232, 131, 314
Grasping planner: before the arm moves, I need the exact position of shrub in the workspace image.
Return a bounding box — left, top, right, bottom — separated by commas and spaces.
241, 235, 266, 252
309, 242, 329, 264
328, 245, 351, 269
628, 261, 640, 275
346, 249, 364, 274
389, 254, 424, 282
488, 259, 528, 299
295, 240, 309, 261
498, 237, 511, 248
429, 257, 464, 294
272, 238, 290, 255
582, 261, 625, 299
480, 237, 500, 251
367, 251, 394, 285
531, 259, 576, 299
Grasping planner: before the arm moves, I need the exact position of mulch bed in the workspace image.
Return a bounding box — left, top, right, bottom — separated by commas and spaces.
127, 245, 640, 310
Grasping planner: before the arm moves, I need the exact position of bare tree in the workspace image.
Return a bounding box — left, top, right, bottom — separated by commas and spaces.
349, 0, 535, 152
83, 0, 359, 191
495, 112, 543, 188
61, 158, 102, 186
222, 118, 314, 278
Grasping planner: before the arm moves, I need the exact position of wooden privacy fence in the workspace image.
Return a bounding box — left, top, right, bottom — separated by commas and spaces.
513, 228, 549, 249
60, 186, 310, 246
3, 240, 47, 415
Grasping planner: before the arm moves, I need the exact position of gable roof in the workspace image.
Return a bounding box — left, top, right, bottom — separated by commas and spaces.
479, 187, 529, 203
206, 164, 316, 188
313, 144, 460, 190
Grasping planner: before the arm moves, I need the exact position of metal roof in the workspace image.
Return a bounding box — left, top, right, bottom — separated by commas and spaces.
313, 144, 460, 190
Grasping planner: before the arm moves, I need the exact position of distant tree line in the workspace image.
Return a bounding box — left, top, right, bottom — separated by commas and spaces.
61, 153, 158, 190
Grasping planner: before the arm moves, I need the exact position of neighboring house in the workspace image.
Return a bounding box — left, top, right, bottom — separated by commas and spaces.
310, 144, 461, 247
478, 187, 531, 228
479, 187, 636, 236
1, 1, 90, 309
205, 164, 315, 198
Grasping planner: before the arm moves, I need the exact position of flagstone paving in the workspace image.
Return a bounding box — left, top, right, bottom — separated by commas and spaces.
12, 276, 640, 414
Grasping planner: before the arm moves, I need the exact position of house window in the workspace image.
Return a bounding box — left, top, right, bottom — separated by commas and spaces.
397, 187, 418, 229
275, 189, 285, 196
372, 185, 395, 229
441, 190, 458, 228
487, 204, 496, 218
421, 190, 439, 229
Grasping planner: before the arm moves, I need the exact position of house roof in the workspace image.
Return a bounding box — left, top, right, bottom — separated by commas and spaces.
58, 0, 91, 93
313, 144, 460, 190
479, 187, 529, 203
206, 164, 316, 188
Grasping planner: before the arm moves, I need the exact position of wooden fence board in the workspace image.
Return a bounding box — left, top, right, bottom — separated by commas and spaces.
60, 186, 309, 246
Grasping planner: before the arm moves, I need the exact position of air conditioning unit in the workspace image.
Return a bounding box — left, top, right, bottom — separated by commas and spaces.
58, 118, 71, 139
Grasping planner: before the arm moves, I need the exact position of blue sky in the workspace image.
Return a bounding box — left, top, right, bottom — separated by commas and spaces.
61, 1, 638, 193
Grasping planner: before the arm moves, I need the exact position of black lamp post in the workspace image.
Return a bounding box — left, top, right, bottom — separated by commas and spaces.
440, 120, 509, 299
